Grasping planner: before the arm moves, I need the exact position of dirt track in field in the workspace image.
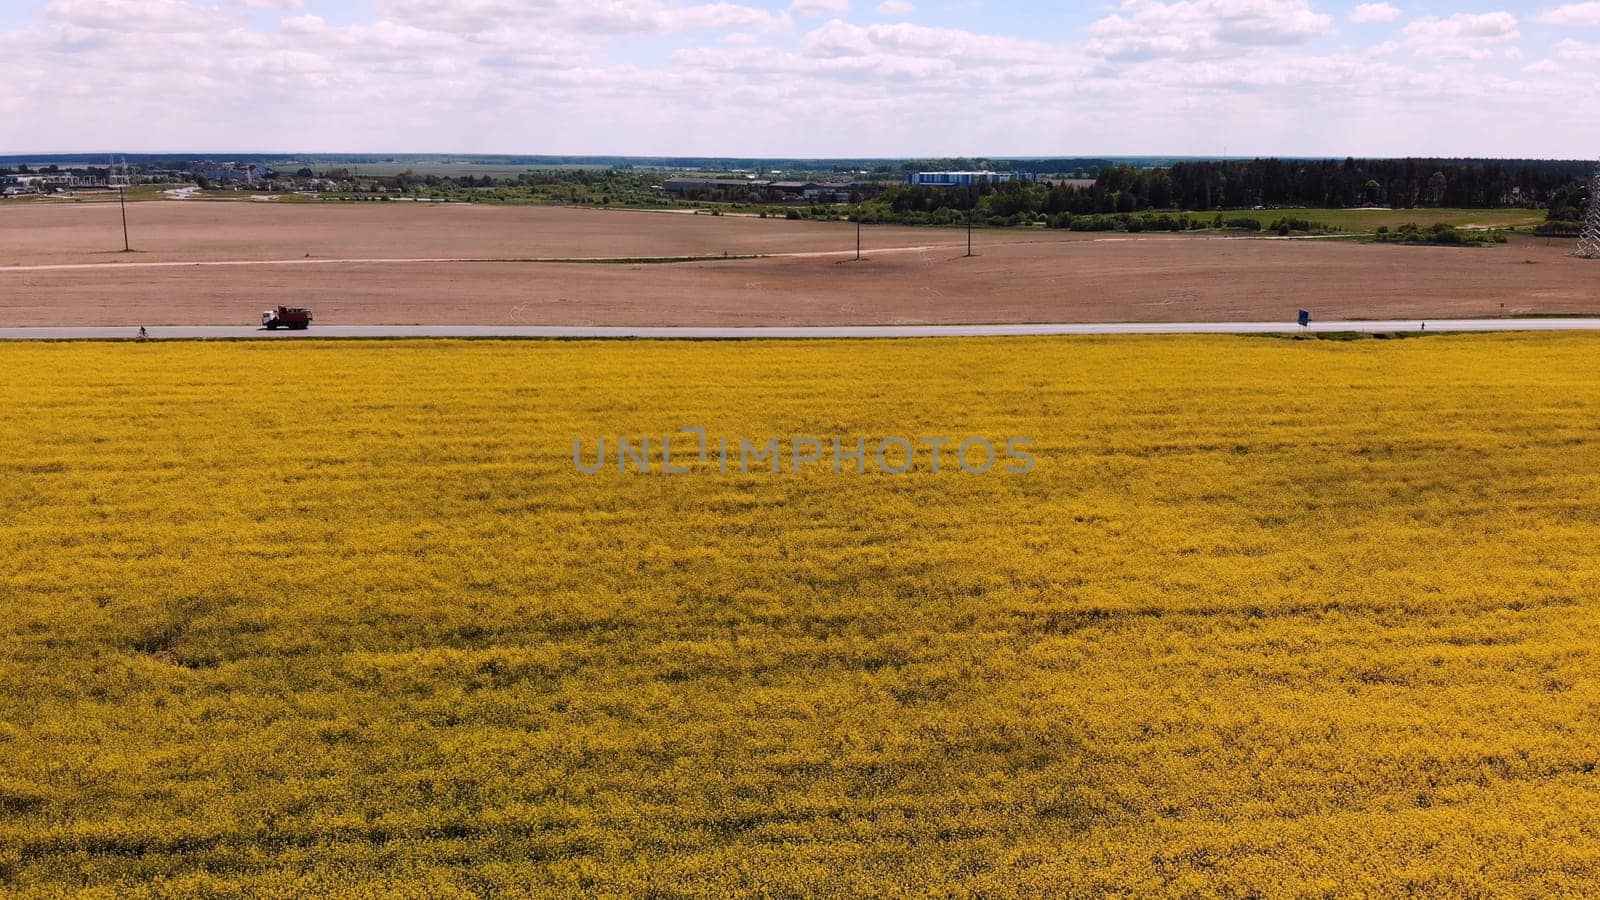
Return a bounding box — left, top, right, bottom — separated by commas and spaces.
1, 201, 1593, 326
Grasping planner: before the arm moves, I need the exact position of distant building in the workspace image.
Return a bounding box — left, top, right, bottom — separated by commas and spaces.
664, 178, 865, 203
191, 162, 269, 183
664, 178, 765, 197
2, 173, 104, 192
1042, 177, 1098, 189
907, 171, 1037, 187
769, 181, 861, 203
802, 183, 860, 203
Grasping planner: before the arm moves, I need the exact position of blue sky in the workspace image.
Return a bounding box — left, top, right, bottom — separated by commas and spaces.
1, 0, 1597, 157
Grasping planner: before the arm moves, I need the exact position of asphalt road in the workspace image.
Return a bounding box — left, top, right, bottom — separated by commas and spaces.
3, 320, 1599, 340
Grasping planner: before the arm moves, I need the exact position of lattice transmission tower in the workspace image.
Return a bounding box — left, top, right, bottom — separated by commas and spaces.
108, 156, 135, 189
1579, 166, 1600, 260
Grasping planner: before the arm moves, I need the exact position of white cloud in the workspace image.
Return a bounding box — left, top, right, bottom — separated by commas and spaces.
1555, 37, 1600, 59
802, 19, 1066, 65
792, 0, 850, 15
279, 13, 323, 34
1350, 3, 1401, 24
2, 0, 1598, 157
657, 4, 792, 33
235, 0, 303, 8
373, 0, 790, 36
1518, 39, 1600, 75
1088, 0, 1334, 61
44, 0, 242, 32
226, 48, 331, 74
1402, 11, 1519, 59
1538, 3, 1600, 26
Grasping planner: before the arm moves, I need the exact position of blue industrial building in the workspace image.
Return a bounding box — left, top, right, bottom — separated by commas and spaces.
906, 171, 1037, 187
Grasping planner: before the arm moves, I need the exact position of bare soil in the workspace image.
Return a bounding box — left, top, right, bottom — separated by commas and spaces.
0, 201, 950, 264
1, 201, 1592, 326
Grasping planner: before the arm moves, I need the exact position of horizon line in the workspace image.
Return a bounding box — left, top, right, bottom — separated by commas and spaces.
2, 152, 1594, 163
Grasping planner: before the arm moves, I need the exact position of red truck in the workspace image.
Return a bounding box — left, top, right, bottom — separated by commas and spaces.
262, 306, 313, 330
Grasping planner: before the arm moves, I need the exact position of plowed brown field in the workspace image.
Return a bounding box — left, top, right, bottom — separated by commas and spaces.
1, 200, 1591, 326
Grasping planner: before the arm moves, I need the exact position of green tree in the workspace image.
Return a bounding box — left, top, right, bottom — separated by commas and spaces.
1427, 171, 1448, 206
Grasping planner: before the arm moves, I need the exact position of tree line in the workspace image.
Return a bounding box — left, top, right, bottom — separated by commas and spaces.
878, 159, 1593, 222
1539, 178, 1594, 235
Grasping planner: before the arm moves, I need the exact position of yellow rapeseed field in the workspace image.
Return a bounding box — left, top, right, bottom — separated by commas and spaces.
4, 335, 1600, 896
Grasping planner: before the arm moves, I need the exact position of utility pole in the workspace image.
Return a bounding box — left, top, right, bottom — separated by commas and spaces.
966, 206, 974, 257
119, 181, 130, 252
856, 205, 862, 261
115, 157, 131, 252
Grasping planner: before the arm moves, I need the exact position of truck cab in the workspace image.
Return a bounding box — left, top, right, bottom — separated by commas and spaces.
262, 306, 313, 330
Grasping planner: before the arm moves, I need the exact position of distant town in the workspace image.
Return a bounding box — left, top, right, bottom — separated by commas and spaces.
0, 157, 1049, 201
1, 156, 1587, 241
3, 161, 348, 197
